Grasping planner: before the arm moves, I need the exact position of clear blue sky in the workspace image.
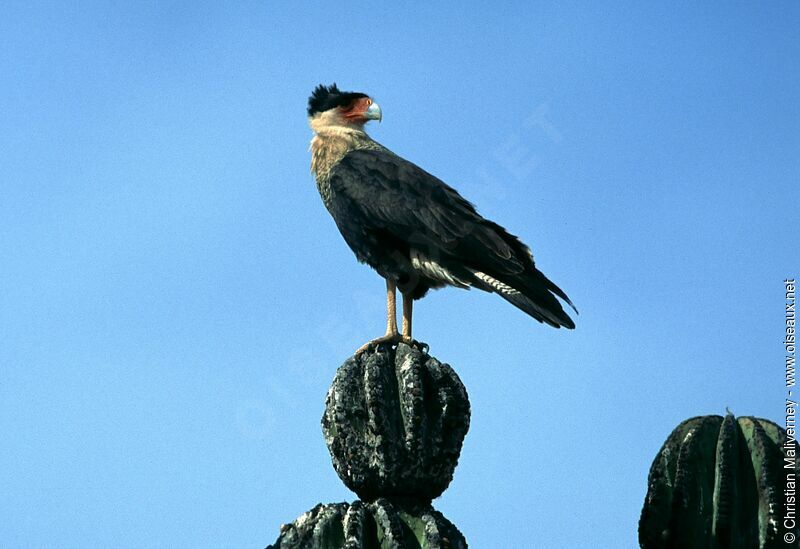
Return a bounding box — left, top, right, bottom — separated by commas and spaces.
1, 2, 797, 547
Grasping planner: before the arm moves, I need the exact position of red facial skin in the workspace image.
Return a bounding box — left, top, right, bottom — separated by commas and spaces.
341, 97, 373, 123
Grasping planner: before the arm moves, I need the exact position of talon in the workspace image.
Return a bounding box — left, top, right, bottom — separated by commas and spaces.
354, 279, 424, 357
355, 332, 401, 356
397, 336, 428, 353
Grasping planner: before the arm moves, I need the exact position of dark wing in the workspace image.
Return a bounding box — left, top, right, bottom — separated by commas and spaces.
328, 147, 576, 328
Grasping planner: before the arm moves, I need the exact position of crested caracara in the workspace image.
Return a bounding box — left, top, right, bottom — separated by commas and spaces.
308, 84, 576, 353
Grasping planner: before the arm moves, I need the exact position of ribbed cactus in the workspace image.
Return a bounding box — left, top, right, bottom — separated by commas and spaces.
639, 413, 798, 548
267, 343, 471, 547
266, 499, 467, 549
322, 343, 470, 502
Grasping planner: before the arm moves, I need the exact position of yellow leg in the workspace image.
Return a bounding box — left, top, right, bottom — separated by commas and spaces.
386, 279, 398, 336
401, 293, 413, 341
355, 279, 401, 355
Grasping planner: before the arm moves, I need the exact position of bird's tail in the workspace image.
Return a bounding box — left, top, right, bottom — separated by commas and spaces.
468, 268, 576, 329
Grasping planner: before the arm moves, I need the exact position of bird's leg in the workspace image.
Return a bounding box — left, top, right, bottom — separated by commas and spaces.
385, 279, 399, 336
401, 292, 413, 343
355, 279, 401, 355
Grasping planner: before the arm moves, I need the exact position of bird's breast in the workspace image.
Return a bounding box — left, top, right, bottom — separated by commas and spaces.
315, 174, 334, 209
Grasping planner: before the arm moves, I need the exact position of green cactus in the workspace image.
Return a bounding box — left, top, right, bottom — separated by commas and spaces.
639, 413, 798, 548
267, 344, 470, 548
321, 343, 470, 502
266, 499, 467, 549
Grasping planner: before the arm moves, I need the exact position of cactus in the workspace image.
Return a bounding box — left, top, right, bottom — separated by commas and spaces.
322, 343, 470, 502
266, 499, 468, 549
266, 344, 470, 547
639, 413, 799, 548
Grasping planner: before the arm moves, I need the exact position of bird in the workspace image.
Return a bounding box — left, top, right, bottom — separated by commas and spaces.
307, 83, 576, 354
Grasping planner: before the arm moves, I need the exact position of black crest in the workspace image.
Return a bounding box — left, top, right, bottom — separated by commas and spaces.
307, 83, 368, 117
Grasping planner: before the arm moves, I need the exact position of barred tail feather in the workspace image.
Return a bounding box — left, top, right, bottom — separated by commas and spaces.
469, 270, 575, 329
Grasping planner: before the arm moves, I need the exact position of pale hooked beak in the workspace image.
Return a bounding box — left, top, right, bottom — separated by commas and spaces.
364, 102, 382, 122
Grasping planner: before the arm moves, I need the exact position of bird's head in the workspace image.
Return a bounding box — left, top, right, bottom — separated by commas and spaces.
307, 83, 382, 132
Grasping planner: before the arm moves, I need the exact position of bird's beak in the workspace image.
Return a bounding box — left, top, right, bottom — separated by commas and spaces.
364, 102, 382, 122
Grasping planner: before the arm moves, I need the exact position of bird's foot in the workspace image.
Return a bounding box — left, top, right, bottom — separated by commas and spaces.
355, 332, 402, 356
354, 334, 430, 357
400, 336, 429, 354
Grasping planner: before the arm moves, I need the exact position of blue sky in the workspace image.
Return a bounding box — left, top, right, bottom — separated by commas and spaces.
1, 2, 797, 547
